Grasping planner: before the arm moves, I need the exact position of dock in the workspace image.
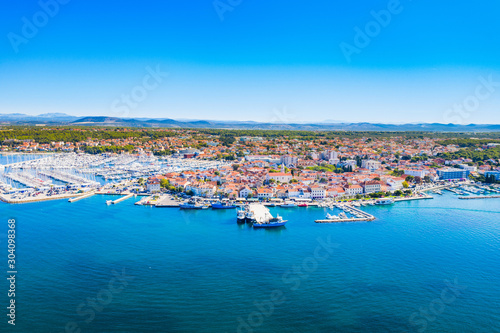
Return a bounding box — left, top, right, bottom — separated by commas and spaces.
68, 191, 96, 202
248, 204, 273, 223
315, 217, 374, 223
458, 195, 500, 200
315, 204, 375, 223
155, 195, 181, 207
394, 194, 433, 202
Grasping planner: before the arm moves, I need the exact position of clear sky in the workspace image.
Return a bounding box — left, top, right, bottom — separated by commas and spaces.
1, 0, 500, 124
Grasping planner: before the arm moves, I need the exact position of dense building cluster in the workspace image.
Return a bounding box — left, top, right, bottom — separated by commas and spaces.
2, 127, 500, 198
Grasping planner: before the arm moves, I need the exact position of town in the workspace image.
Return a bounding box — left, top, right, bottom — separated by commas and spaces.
1, 127, 499, 205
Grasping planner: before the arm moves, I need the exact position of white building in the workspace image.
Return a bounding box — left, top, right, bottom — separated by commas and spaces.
386, 177, 404, 190
239, 186, 253, 198
363, 180, 382, 194
341, 159, 358, 170
280, 155, 298, 167
146, 180, 161, 193
257, 188, 274, 198
459, 164, 477, 172
287, 187, 311, 198
266, 172, 293, 183
344, 184, 363, 196
322, 150, 339, 164
198, 184, 216, 197
403, 169, 429, 178
309, 186, 327, 199
361, 160, 381, 171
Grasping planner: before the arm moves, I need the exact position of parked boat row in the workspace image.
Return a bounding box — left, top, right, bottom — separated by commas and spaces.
316, 202, 376, 223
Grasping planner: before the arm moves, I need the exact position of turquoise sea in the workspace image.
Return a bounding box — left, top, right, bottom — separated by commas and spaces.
1, 192, 500, 332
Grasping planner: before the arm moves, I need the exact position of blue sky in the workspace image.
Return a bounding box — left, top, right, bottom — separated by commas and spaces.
1, 0, 500, 124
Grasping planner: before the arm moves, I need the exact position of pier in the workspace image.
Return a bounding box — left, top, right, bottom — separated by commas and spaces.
458, 195, 500, 200
110, 193, 134, 204
248, 204, 273, 223
39, 170, 98, 186
4, 172, 51, 188
315, 216, 374, 223
315, 204, 375, 223
394, 194, 433, 202
68, 191, 96, 203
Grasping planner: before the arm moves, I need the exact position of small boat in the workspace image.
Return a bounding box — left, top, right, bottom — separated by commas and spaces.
280, 201, 297, 208
375, 198, 395, 205
339, 212, 348, 219
253, 215, 288, 228
212, 201, 236, 209
179, 199, 204, 209
326, 213, 339, 220
245, 210, 255, 222
297, 203, 308, 207
237, 209, 246, 223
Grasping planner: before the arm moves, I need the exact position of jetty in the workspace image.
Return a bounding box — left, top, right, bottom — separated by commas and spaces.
458, 195, 500, 200
109, 193, 134, 204
394, 194, 433, 202
68, 191, 96, 203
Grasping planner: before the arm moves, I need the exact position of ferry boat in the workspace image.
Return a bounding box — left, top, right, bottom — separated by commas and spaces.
375, 198, 395, 205
211, 201, 236, 209
237, 209, 246, 223
280, 201, 297, 208
253, 215, 288, 228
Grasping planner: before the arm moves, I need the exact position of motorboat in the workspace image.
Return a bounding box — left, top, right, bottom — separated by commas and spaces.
237, 209, 246, 223
375, 198, 395, 205
280, 200, 297, 208
253, 214, 288, 228
212, 201, 236, 209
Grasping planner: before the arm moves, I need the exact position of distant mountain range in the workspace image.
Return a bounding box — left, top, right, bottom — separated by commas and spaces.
1, 113, 500, 132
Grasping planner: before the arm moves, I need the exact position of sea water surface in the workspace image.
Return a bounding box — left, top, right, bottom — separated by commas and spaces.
1, 193, 499, 332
